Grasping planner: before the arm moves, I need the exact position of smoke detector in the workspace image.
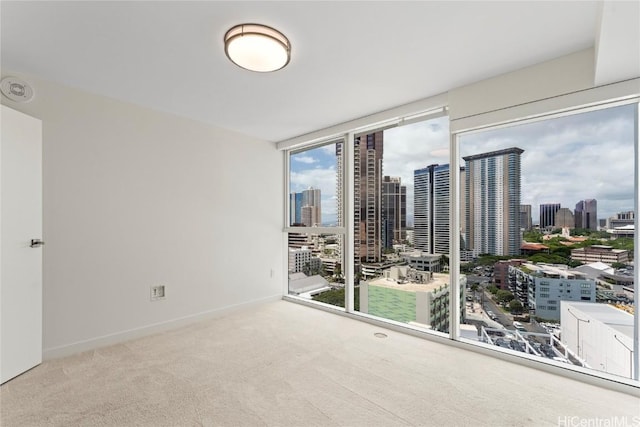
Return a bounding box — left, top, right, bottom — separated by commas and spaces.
1, 77, 34, 103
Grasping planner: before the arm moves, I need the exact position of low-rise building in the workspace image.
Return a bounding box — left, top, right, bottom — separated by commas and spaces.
288, 246, 321, 274
400, 250, 442, 273
508, 263, 596, 320
288, 272, 330, 296
319, 257, 340, 276
608, 224, 634, 239
359, 266, 466, 333
520, 242, 549, 257
570, 245, 629, 265
360, 260, 404, 279
607, 211, 635, 229
494, 259, 526, 290
560, 301, 634, 378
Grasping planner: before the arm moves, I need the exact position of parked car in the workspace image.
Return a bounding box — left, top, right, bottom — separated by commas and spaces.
513, 321, 527, 332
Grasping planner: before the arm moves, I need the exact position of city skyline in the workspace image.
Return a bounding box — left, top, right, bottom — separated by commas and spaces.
290, 104, 635, 226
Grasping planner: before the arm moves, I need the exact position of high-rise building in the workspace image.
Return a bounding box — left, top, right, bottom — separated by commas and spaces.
459, 167, 466, 240
301, 205, 319, 227
299, 187, 321, 227
432, 165, 450, 255
555, 207, 575, 229
574, 199, 597, 230
464, 147, 523, 257
335, 142, 344, 260
289, 192, 304, 225
414, 165, 436, 254
539, 203, 561, 229
554, 208, 575, 228
354, 131, 383, 264
414, 164, 450, 255
519, 204, 532, 230
381, 176, 406, 249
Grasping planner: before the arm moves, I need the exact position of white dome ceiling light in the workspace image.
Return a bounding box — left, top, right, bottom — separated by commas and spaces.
1, 76, 34, 103
224, 24, 291, 72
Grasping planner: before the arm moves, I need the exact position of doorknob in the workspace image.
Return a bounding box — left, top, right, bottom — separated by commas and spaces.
30, 239, 44, 248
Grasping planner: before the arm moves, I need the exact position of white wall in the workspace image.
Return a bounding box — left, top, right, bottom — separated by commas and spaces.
1, 71, 284, 358
448, 49, 595, 122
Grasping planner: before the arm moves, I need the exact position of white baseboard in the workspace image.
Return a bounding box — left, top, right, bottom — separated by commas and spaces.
43, 294, 283, 360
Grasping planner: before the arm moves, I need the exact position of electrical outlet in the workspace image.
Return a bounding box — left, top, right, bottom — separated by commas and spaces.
150, 285, 166, 301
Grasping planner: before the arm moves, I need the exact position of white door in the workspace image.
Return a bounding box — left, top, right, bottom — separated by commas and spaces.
0, 105, 43, 384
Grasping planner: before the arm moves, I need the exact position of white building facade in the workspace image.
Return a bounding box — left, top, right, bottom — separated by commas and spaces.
561, 302, 634, 379
508, 263, 596, 320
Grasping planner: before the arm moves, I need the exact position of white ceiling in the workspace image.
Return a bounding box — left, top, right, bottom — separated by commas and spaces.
0, 1, 632, 143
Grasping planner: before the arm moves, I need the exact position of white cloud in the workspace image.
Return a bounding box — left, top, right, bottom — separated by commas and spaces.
288, 105, 635, 226
383, 116, 450, 222
460, 104, 635, 220
292, 155, 317, 164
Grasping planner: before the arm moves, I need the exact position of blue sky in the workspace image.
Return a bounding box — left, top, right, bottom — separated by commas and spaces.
290, 104, 636, 226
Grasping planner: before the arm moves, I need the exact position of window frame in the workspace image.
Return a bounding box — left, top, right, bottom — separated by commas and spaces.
282, 82, 639, 390
452, 96, 639, 384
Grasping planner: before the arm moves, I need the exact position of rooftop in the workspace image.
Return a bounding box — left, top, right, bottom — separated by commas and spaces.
368, 272, 450, 293
563, 301, 634, 339
519, 263, 588, 280
461, 147, 524, 162
521, 242, 549, 250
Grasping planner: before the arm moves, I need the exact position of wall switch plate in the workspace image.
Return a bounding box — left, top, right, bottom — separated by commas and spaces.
151, 285, 166, 301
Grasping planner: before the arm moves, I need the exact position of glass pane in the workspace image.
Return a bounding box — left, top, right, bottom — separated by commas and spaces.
289, 142, 342, 227
288, 232, 346, 309
352, 116, 458, 333
458, 103, 637, 380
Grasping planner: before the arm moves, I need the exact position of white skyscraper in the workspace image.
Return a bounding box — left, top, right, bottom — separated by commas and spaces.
413, 164, 449, 255
464, 147, 523, 257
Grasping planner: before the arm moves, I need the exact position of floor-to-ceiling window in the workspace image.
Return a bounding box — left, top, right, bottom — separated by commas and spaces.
455, 102, 638, 381
286, 140, 346, 308
350, 116, 457, 334
284, 94, 639, 386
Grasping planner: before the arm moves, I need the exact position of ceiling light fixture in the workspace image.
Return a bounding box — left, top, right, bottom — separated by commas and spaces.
224, 23, 291, 72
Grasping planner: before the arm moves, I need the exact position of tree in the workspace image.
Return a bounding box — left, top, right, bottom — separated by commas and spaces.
487, 285, 499, 295
508, 300, 524, 314
440, 254, 449, 267
496, 290, 515, 304
528, 253, 569, 264
523, 230, 543, 243
334, 262, 342, 277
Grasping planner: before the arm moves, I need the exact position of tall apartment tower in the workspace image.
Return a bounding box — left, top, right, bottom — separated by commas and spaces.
464, 147, 523, 257
354, 131, 384, 264
574, 199, 597, 230
519, 205, 532, 230
381, 176, 406, 249
539, 203, 561, 229
459, 166, 467, 244
414, 164, 450, 255
300, 187, 321, 227
335, 142, 344, 261
289, 192, 304, 225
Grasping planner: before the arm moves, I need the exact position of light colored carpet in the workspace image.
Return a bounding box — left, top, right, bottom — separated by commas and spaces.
1, 300, 638, 426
